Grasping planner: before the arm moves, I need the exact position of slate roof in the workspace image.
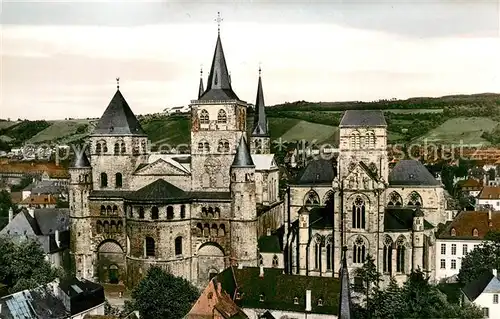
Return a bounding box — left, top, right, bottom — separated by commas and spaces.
71, 150, 91, 168
216, 267, 341, 315
384, 208, 433, 232
389, 160, 439, 186
251, 73, 269, 137
258, 235, 282, 253
232, 136, 255, 168
30, 180, 67, 196
462, 270, 496, 301
339, 110, 387, 127
126, 179, 187, 202
199, 34, 239, 101
92, 89, 146, 135
294, 159, 336, 185
90, 188, 232, 202
437, 210, 500, 240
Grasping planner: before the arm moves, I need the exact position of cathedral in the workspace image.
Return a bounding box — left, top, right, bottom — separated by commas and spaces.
69, 26, 282, 289
69, 18, 450, 290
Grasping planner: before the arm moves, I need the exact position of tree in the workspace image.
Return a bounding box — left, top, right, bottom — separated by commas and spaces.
459, 238, 500, 285
0, 190, 15, 230
127, 266, 199, 319
0, 236, 62, 293
353, 254, 381, 308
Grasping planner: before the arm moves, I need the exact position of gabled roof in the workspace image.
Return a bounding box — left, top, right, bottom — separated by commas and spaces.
339, 110, 386, 127
199, 35, 239, 101
294, 159, 336, 185
232, 136, 254, 168
478, 186, 500, 200
462, 270, 496, 301
126, 179, 187, 202
92, 89, 146, 135
437, 210, 500, 240
251, 72, 269, 137
389, 160, 439, 186
71, 150, 91, 168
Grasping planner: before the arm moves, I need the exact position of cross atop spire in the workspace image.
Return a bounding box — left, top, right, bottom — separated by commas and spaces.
116, 77, 120, 90
215, 12, 223, 35
259, 62, 262, 76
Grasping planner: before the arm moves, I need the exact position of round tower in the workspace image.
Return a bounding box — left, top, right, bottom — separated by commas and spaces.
230, 136, 258, 267
298, 205, 310, 275
69, 148, 93, 279
412, 207, 424, 271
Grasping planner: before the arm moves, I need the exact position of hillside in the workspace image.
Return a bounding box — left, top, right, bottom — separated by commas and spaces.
1, 92, 500, 151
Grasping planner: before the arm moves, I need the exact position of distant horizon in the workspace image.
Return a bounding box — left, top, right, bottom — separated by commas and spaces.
1, 2, 499, 120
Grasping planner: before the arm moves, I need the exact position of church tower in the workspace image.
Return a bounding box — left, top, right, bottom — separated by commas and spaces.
190, 16, 248, 192
412, 207, 425, 271
229, 136, 258, 267
69, 150, 93, 279
89, 82, 148, 191
250, 67, 270, 154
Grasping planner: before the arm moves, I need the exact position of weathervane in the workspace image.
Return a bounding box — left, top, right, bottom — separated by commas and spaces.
116, 77, 120, 90
215, 12, 223, 35
200, 65, 203, 78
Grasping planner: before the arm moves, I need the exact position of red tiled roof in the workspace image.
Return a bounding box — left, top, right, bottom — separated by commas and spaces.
477, 186, 500, 200
0, 161, 69, 178
20, 194, 57, 205
438, 210, 500, 239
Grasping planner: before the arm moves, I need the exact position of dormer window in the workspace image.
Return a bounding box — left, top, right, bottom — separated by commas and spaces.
236, 292, 241, 300
259, 294, 264, 302
293, 297, 299, 305
472, 228, 479, 237
318, 298, 324, 306
450, 228, 456, 236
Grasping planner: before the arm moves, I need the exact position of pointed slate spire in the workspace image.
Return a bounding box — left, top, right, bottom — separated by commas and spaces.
199, 33, 239, 101
232, 136, 255, 168
198, 67, 204, 99
71, 149, 91, 168
338, 246, 352, 319
251, 67, 269, 137
93, 86, 145, 135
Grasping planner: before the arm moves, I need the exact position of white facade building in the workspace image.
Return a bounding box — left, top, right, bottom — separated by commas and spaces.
462, 269, 500, 319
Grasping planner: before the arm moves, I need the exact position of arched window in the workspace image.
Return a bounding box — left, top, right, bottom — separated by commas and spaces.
218, 224, 226, 236
259, 254, 263, 265
102, 142, 108, 153
204, 142, 210, 152
203, 223, 210, 236
167, 206, 174, 220
396, 237, 406, 273
350, 131, 360, 149
141, 140, 146, 152
175, 236, 182, 255
383, 236, 393, 274
217, 109, 227, 123
110, 220, 116, 233
293, 297, 299, 305
326, 241, 333, 271
106, 206, 112, 214
114, 143, 120, 155
472, 228, 479, 237
117, 221, 123, 232
145, 237, 155, 257
387, 191, 402, 206
96, 221, 103, 233
200, 109, 209, 124
352, 196, 366, 229
139, 206, 145, 219
180, 205, 186, 219
366, 131, 375, 149
208, 207, 214, 218
450, 228, 456, 236
196, 223, 203, 235
121, 142, 126, 153
224, 141, 229, 152
100, 173, 108, 187
305, 191, 320, 206
112, 205, 117, 215
314, 237, 322, 270
198, 142, 204, 152
353, 237, 366, 264
103, 221, 109, 233
214, 207, 220, 218
407, 192, 422, 206
115, 173, 123, 188
151, 207, 159, 220
211, 224, 218, 236
272, 255, 279, 268
100, 205, 106, 215
96, 143, 102, 154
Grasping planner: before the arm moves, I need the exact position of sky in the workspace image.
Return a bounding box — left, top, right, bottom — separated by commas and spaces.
1, 0, 500, 120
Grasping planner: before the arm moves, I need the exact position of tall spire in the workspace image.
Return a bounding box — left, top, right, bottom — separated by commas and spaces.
338, 246, 352, 319
198, 67, 204, 99
199, 13, 239, 101
251, 66, 269, 137
232, 136, 255, 168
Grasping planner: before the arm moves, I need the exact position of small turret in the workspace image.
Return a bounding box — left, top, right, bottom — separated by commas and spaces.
198, 67, 204, 99
412, 207, 424, 271
338, 246, 352, 319
250, 67, 270, 154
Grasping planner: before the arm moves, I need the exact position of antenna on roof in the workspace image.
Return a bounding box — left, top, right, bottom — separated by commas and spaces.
116, 77, 120, 90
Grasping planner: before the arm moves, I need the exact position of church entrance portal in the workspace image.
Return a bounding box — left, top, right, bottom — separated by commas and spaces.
109, 265, 119, 284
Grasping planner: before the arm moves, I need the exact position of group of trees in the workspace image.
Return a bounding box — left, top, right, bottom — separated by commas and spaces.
459, 231, 500, 285
351, 255, 483, 318
0, 190, 17, 230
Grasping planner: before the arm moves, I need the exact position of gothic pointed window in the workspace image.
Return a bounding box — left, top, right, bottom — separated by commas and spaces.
352, 196, 366, 229
96, 143, 102, 154
314, 237, 322, 270
326, 238, 333, 271
217, 109, 227, 123
407, 192, 422, 206
396, 236, 406, 273
388, 191, 402, 206
102, 142, 108, 153
272, 255, 279, 267
353, 236, 366, 264
114, 143, 120, 155
304, 191, 320, 206
200, 109, 209, 124
259, 254, 263, 266
472, 228, 479, 237
121, 142, 126, 153
383, 236, 393, 274
100, 205, 106, 215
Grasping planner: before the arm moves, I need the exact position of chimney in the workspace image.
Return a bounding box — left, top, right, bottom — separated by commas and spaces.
259, 265, 264, 278
8, 207, 13, 223
493, 269, 497, 278
305, 290, 312, 312
55, 230, 60, 247
28, 208, 34, 218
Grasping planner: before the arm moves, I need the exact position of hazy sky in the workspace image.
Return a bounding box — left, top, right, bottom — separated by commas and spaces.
1, 0, 500, 120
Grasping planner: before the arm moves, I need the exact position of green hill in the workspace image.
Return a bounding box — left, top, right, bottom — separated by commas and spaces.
2, 92, 500, 150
